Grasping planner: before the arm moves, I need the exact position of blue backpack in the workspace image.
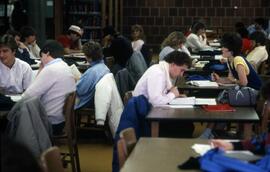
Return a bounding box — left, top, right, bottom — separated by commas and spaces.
200, 148, 270, 172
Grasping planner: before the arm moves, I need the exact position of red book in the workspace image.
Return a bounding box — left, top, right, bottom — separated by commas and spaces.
202, 104, 235, 112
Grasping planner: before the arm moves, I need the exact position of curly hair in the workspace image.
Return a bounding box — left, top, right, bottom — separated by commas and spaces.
161, 31, 186, 49
82, 40, 103, 61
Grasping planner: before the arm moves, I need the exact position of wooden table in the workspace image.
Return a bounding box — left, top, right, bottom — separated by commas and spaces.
147, 106, 259, 139
121, 137, 207, 172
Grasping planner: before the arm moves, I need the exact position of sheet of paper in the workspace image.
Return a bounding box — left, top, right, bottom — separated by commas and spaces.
195, 98, 217, 105
187, 80, 219, 87
7, 95, 22, 102
192, 144, 212, 156
169, 97, 196, 105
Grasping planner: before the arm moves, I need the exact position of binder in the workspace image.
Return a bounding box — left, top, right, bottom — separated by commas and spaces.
202, 104, 235, 112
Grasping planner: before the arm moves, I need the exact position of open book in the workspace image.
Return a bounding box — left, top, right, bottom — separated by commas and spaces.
169, 97, 216, 106
187, 80, 219, 87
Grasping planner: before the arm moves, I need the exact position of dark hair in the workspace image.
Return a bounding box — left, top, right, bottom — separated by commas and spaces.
221, 32, 242, 56
191, 22, 205, 33
164, 51, 192, 68
1, 134, 42, 172
261, 80, 270, 100
110, 36, 133, 67
0, 34, 18, 52
82, 40, 103, 61
254, 18, 267, 30
234, 22, 245, 30
40, 40, 64, 58
102, 25, 116, 38
249, 31, 266, 46
20, 26, 36, 42
6, 30, 21, 38
236, 27, 249, 38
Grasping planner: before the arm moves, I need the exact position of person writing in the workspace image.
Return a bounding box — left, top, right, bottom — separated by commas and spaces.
211, 32, 261, 91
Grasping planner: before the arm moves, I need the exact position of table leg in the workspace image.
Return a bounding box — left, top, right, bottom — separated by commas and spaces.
243, 123, 252, 139
151, 122, 159, 137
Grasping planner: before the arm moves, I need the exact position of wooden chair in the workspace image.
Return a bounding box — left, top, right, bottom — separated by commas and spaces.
123, 91, 133, 106
75, 108, 112, 142
41, 146, 65, 172
117, 127, 137, 168
52, 92, 81, 172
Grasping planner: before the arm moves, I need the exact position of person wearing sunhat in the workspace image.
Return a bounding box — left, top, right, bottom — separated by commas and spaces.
57, 25, 83, 54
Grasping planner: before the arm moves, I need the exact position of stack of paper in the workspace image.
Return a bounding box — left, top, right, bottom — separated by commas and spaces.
187, 80, 219, 87
169, 97, 216, 106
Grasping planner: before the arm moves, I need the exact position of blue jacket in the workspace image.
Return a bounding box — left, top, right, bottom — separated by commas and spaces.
75, 60, 110, 109
112, 95, 151, 172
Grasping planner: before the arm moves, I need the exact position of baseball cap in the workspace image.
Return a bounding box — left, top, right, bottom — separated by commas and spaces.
68, 25, 83, 37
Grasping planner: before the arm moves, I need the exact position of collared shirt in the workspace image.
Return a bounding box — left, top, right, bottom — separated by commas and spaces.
133, 63, 175, 106
0, 58, 33, 94
23, 58, 76, 124
75, 59, 110, 109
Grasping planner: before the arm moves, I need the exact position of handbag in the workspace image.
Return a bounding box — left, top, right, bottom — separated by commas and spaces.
228, 87, 258, 106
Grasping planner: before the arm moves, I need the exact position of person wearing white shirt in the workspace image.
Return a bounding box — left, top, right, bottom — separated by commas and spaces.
0, 34, 32, 94
133, 51, 195, 137
20, 26, 41, 59
246, 31, 268, 72
185, 22, 211, 52
23, 40, 76, 135
133, 51, 191, 106
159, 31, 190, 60
131, 24, 145, 52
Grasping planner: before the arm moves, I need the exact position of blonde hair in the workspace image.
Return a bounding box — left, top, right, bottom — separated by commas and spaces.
131, 24, 145, 40
161, 31, 186, 49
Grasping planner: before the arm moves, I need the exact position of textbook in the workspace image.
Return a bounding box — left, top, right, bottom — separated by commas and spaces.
186, 80, 219, 87
169, 97, 216, 106
202, 104, 235, 112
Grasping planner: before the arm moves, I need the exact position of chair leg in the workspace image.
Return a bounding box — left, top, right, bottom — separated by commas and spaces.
68, 143, 76, 172
74, 143, 81, 172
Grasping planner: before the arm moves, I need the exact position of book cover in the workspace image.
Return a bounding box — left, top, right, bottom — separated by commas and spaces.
202, 104, 235, 112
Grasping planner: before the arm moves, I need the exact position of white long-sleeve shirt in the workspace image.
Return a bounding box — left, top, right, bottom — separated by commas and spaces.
133, 63, 175, 106
246, 46, 268, 71
23, 59, 76, 124
185, 33, 210, 52
0, 58, 33, 94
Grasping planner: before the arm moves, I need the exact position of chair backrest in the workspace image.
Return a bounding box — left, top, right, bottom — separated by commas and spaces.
41, 146, 65, 172
117, 127, 137, 169
260, 100, 270, 133
123, 91, 133, 106
63, 92, 77, 139
119, 127, 137, 155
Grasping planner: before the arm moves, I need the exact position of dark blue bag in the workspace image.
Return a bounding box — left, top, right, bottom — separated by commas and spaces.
200, 148, 270, 172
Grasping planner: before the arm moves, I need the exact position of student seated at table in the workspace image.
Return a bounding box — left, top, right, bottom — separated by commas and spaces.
212, 80, 270, 155
159, 31, 190, 61
57, 25, 83, 54
75, 41, 110, 110
185, 22, 211, 53
22, 40, 76, 135
212, 32, 262, 90
133, 51, 195, 137
246, 31, 268, 72
20, 26, 41, 59
6, 30, 36, 65
0, 34, 33, 94
200, 32, 262, 139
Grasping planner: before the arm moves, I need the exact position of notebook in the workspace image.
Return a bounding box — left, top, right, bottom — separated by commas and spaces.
170, 97, 217, 106
202, 104, 235, 112
187, 80, 219, 88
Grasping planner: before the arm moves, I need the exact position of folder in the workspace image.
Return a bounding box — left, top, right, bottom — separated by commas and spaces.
202, 104, 235, 112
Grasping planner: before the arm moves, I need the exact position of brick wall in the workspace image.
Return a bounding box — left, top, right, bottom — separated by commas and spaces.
122, 0, 270, 53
